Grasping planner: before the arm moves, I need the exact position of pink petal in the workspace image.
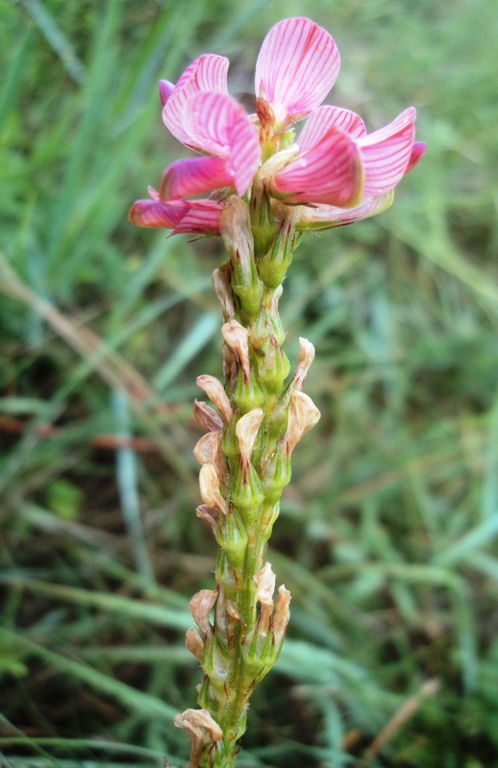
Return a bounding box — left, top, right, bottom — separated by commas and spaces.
290, 191, 395, 231
162, 54, 229, 147
186, 92, 260, 195
298, 106, 367, 151
358, 107, 416, 195
128, 199, 189, 229
255, 17, 340, 127
404, 141, 426, 175
272, 127, 364, 208
159, 156, 235, 201
147, 186, 160, 201
159, 79, 174, 107
173, 200, 223, 235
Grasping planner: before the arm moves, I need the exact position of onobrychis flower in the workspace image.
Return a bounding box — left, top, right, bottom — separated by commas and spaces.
129, 16, 425, 235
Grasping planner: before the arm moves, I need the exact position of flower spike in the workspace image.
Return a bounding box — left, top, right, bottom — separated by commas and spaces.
128, 18, 424, 768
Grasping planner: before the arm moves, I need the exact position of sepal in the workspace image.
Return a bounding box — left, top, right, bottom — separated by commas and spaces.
256, 216, 300, 289
233, 369, 266, 414
231, 461, 265, 524
215, 509, 248, 569
257, 337, 290, 394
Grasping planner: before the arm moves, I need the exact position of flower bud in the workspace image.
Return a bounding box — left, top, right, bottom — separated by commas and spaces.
199, 463, 228, 515
196, 375, 232, 423
215, 509, 248, 569
221, 320, 250, 381
284, 391, 321, 454
236, 408, 264, 464
193, 431, 225, 478
185, 627, 203, 661
196, 504, 219, 533
188, 589, 217, 635
193, 399, 222, 432
212, 264, 235, 320
173, 708, 223, 768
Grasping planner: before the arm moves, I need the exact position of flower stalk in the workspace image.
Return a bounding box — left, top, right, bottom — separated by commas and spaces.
180, 189, 316, 768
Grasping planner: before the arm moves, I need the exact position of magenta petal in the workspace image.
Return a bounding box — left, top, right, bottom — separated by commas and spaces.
186, 92, 260, 195
404, 141, 426, 175
128, 199, 189, 229
359, 107, 416, 195
162, 54, 229, 148
255, 17, 340, 127
272, 128, 364, 208
159, 80, 174, 107
298, 106, 367, 152
159, 157, 235, 201
173, 200, 223, 235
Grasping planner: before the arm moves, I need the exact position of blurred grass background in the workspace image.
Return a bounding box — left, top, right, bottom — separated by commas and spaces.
0, 0, 497, 765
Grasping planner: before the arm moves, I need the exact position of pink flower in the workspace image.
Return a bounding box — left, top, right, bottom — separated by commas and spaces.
129, 17, 425, 235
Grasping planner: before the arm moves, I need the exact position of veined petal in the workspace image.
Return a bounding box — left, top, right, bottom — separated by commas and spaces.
272, 128, 364, 208
286, 191, 395, 231
358, 107, 416, 195
298, 106, 367, 151
128, 199, 189, 229
255, 17, 340, 127
163, 54, 229, 148
186, 92, 260, 195
159, 156, 234, 201
159, 79, 174, 107
404, 141, 426, 174
173, 200, 223, 235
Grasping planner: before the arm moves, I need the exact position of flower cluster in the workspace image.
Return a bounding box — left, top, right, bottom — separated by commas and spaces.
129, 16, 425, 235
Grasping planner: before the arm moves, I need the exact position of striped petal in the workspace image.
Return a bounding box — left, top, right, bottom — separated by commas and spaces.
128, 199, 190, 229
162, 54, 229, 148
358, 107, 416, 195
185, 92, 260, 195
159, 157, 234, 201
173, 200, 223, 235
288, 191, 395, 231
272, 128, 364, 208
298, 106, 367, 151
159, 79, 175, 107
404, 141, 426, 175
255, 17, 340, 128
128, 198, 222, 234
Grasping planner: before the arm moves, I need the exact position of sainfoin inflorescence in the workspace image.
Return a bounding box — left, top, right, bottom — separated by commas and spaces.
129, 16, 424, 768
